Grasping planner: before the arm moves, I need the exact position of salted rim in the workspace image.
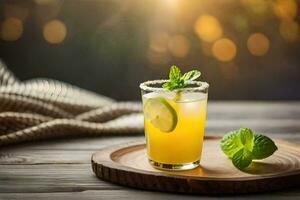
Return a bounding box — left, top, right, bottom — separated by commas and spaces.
139, 80, 209, 92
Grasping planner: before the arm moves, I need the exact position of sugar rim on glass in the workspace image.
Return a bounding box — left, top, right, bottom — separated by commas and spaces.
139, 80, 209, 92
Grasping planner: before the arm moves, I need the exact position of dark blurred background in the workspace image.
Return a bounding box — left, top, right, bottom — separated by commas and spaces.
0, 0, 299, 100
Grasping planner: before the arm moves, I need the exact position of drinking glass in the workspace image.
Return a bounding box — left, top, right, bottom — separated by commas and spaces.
140, 80, 209, 170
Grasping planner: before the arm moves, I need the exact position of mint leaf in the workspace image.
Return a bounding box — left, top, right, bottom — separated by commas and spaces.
162, 81, 176, 90
232, 148, 253, 170
162, 80, 184, 90
252, 134, 278, 159
181, 70, 201, 81
163, 65, 201, 91
220, 130, 243, 158
169, 65, 181, 81
238, 128, 254, 151
220, 128, 278, 171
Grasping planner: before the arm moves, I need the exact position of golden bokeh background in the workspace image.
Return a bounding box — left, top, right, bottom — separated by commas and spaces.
1, 17, 23, 41
212, 38, 237, 62
194, 15, 223, 43
43, 19, 67, 44
0, 0, 299, 100
247, 33, 270, 56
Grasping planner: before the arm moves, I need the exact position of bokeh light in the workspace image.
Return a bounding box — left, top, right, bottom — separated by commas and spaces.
43, 20, 67, 44
194, 15, 223, 42
168, 35, 190, 58
279, 20, 299, 42
0, 0, 300, 101
273, 0, 297, 20
212, 38, 237, 62
1, 17, 23, 42
247, 33, 270, 56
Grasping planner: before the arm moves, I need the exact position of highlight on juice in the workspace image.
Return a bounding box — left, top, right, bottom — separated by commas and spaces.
139, 65, 209, 170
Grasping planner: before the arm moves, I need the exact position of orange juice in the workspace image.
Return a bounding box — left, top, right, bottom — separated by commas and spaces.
142, 91, 208, 170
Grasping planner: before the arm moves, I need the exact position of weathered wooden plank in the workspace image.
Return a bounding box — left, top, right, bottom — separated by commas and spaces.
0, 102, 299, 198
0, 189, 300, 200
207, 101, 300, 119
206, 119, 300, 133
1, 136, 143, 151
0, 137, 144, 165
0, 164, 121, 193
0, 150, 92, 164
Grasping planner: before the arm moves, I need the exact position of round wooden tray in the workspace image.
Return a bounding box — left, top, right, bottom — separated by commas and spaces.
91, 136, 300, 194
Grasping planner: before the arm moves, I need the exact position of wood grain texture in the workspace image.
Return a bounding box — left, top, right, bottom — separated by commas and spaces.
0, 102, 300, 199
0, 164, 121, 193
92, 136, 300, 194
1, 189, 300, 200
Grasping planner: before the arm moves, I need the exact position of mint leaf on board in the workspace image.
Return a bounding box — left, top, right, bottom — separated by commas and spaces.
220, 130, 243, 158
238, 128, 254, 151
232, 148, 253, 170
252, 134, 278, 160
220, 128, 278, 170
162, 65, 201, 91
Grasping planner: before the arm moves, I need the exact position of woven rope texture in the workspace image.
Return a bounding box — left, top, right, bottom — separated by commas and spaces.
0, 60, 143, 147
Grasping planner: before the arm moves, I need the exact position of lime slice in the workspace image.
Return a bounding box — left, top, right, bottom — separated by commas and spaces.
144, 97, 177, 132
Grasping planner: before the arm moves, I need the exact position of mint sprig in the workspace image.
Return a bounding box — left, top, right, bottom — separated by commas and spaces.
252, 134, 278, 159
162, 65, 201, 91
232, 148, 253, 170
220, 128, 278, 170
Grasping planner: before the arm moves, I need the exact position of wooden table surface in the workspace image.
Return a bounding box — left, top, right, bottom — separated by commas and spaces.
1, 101, 300, 200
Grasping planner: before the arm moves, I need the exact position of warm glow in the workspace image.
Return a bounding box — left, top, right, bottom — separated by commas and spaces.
1, 17, 23, 41
273, 0, 297, 20
168, 35, 190, 58
247, 33, 270, 56
212, 38, 237, 62
194, 15, 223, 42
43, 20, 67, 44
279, 20, 299, 42
162, 0, 179, 9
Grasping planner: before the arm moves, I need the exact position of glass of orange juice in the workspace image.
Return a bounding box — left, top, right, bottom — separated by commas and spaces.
140, 80, 209, 170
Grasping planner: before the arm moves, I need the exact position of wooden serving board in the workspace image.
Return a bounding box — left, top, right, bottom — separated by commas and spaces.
91, 136, 300, 194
